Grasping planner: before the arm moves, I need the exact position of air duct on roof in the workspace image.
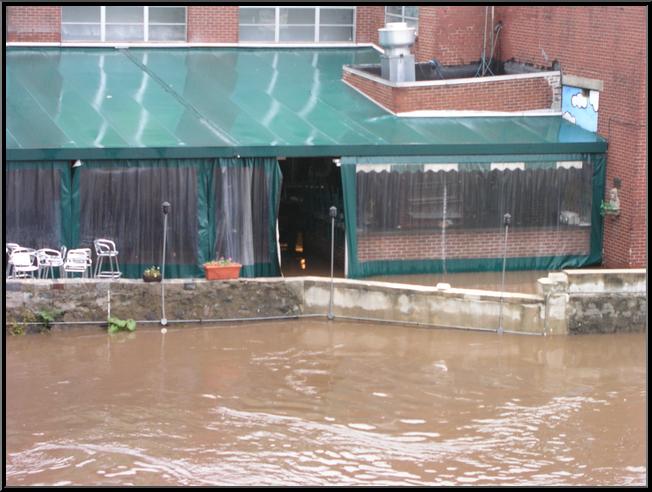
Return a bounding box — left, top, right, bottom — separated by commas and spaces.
378, 22, 416, 83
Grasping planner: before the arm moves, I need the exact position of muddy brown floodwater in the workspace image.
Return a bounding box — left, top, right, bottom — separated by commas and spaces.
5, 320, 647, 486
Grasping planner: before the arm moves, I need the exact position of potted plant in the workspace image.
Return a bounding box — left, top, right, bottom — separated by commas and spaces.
600, 200, 620, 217
203, 257, 242, 280
143, 266, 161, 282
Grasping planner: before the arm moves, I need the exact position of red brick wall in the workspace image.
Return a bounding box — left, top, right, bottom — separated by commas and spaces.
342, 71, 395, 111
496, 6, 647, 268
5, 5, 488, 58
187, 6, 238, 43
355, 6, 487, 63
358, 228, 591, 262
415, 6, 487, 64
355, 6, 385, 44
344, 69, 557, 114
6, 6, 61, 42
395, 76, 554, 113
4, 5, 240, 44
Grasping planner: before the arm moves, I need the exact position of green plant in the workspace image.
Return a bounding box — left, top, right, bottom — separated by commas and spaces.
107, 316, 137, 334
10, 324, 25, 336
35, 307, 63, 330
7, 308, 37, 336
204, 257, 238, 266
143, 266, 161, 279
600, 200, 620, 216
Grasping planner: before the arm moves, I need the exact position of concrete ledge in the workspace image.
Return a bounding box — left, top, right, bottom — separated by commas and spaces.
563, 268, 647, 293
562, 73, 604, 92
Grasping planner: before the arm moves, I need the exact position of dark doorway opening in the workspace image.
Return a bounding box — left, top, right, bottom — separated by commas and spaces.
278, 157, 345, 277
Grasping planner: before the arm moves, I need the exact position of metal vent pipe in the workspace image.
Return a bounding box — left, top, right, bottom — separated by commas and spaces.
379, 22, 416, 83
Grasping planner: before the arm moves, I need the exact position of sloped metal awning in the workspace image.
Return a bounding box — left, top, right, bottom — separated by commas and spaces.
6, 47, 607, 161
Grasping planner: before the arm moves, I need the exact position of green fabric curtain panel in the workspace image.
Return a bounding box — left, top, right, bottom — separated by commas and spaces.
210, 157, 282, 278
65, 157, 282, 279
341, 154, 606, 279
72, 158, 211, 279
6, 161, 72, 250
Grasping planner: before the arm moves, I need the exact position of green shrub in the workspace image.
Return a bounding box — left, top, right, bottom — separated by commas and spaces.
107, 316, 137, 334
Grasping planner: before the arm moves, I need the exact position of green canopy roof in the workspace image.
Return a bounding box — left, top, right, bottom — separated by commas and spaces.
6, 47, 607, 160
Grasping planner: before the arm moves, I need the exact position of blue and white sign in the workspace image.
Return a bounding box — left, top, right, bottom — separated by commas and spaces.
561, 85, 599, 132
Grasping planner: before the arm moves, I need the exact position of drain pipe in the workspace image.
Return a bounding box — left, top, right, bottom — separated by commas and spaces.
327, 206, 337, 320
497, 212, 511, 335
160, 201, 171, 326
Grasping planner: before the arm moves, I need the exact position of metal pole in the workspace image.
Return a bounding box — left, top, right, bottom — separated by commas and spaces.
161, 201, 171, 326
497, 212, 511, 334
327, 206, 337, 320
441, 178, 447, 279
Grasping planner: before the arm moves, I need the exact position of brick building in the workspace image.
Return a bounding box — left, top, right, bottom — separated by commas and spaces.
5, 5, 646, 274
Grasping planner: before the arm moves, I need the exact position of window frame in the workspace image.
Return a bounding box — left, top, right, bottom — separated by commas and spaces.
238, 6, 357, 44
384, 6, 419, 34
61, 6, 187, 43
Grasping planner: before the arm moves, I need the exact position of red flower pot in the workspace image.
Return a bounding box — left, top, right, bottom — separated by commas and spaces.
204, 263, 242, 280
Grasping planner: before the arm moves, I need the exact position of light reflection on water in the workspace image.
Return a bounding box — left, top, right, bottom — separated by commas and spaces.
5, 320, 647, 486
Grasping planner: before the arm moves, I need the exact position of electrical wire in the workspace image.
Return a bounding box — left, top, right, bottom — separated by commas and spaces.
475, 6, 489, 77
485, 23, 503, 76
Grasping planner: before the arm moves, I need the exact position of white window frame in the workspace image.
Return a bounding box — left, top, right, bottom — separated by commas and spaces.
239, 6, 356, 44
384, 6, 419, 34
61, 6, 187, 42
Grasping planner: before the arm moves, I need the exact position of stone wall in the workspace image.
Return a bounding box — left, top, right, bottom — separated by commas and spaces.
565, 269, 647, 334
537, 269, 647, 335
5, 279, 304, 331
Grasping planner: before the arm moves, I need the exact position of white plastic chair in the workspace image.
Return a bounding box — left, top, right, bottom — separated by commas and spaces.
6, 243, 20, 278
36, 248, 65, 279
63, 248, 93, 278
93, 239, 121, 278
10, 249, 39, 279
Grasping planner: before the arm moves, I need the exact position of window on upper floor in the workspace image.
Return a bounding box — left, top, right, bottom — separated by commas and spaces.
61, 6, 186, 42
239, 6, 355, 43
385, 6, 419, 33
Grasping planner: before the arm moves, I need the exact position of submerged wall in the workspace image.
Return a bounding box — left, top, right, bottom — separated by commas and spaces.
5, 269, 645, 336
538, 269, 647, 334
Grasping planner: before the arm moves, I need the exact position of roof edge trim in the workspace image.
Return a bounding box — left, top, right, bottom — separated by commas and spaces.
6, 142, 608, 162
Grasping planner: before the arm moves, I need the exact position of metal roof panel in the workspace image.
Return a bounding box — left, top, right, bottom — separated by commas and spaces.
6, 47, 608, 160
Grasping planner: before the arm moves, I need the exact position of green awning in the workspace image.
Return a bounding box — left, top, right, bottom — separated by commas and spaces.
6, 47, 607, 160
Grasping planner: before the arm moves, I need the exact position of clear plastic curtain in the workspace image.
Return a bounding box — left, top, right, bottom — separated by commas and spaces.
75, 159, 208, 278
345, 156, 598, 278
6, 161, 70, 250
212, 157, 282, 277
